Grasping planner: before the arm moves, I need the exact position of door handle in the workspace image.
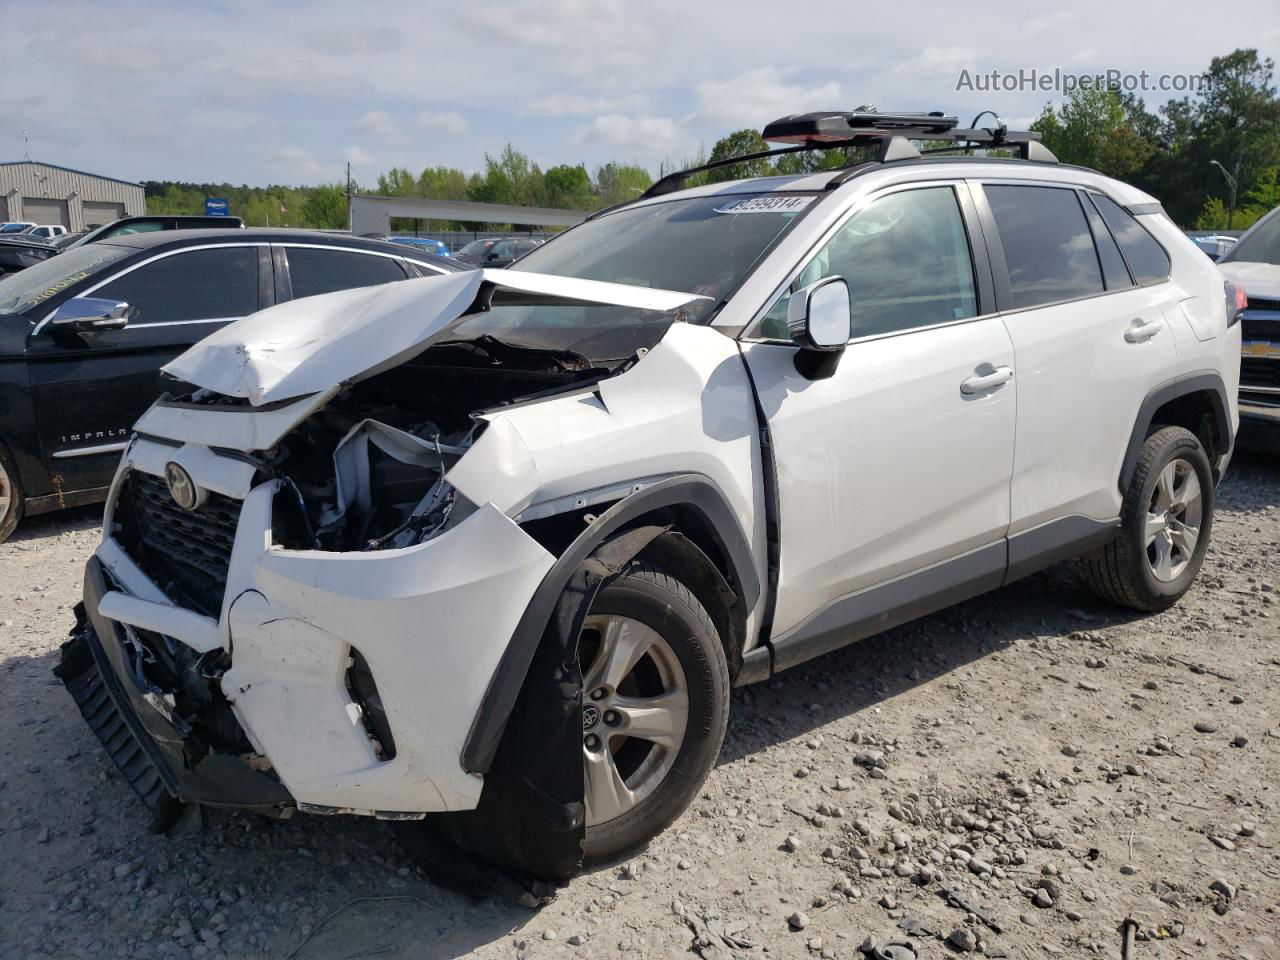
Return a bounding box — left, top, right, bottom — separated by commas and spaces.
1124, 318, 1163, 343
960, 365, 1013, 395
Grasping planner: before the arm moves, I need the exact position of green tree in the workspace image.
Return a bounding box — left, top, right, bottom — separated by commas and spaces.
543, 164, 594, 210
1193, 196, 1230, 230
1031, 87, 1156, 178
593, 163, 653, 207
301, 184, 348, 229
706, 129, 772, 183
1153, 49, 1280, 225
375, 167, 418, 197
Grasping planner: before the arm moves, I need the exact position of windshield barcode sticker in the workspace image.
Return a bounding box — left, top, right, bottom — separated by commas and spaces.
714, 196, 814, 214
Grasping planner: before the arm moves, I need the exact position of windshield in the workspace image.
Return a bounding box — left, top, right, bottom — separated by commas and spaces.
0, 244, 131, 317
447, 193, 816, 360
1222, 208, 1280, 266
0, 223, 31, 234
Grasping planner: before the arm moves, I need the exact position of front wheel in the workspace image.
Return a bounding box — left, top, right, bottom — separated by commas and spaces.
0, 443, 24, 545
1083, 426, 1214, 612
580, 562, 729, 863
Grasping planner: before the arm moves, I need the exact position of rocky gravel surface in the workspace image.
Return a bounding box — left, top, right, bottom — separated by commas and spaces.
1, 450, 1278, 960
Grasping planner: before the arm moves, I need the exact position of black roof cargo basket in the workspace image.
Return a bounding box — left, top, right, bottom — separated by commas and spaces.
641, 108, 1057, 199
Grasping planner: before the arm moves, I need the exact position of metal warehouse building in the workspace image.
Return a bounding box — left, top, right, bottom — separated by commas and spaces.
0, 161, 144, 231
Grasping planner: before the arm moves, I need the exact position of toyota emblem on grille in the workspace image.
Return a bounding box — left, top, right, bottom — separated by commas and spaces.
164, 462, 203, 512
582, 703, 600, 730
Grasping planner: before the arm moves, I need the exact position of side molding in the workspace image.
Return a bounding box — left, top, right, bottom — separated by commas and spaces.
1118, 371, 1232, 493
768, 541, 1007, 675
461, 474, 760, 775
1004, 515, 1118, 585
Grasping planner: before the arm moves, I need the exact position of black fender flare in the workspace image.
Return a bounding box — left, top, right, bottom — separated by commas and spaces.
460, 473, 760, 775
1118, 371, 1232, 493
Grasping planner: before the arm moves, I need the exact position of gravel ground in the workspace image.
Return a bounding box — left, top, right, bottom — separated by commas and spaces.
1, 449, 1277, 960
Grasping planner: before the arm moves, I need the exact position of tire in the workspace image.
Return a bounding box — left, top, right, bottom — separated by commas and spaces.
580, 561, 729, 863
0, 442, 24, 545
1083, 426, 1214, 612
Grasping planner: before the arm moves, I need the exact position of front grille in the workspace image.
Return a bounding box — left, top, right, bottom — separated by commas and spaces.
1241, 357, 1280, 391
123, 471, 241, 616
1242, 314, 1280, 341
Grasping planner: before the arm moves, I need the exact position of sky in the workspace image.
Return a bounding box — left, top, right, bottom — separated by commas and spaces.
4, 0, 1278, 187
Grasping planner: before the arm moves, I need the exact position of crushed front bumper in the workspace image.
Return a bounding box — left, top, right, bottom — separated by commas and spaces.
57, 559, 293, 817
75, 458, 556, 818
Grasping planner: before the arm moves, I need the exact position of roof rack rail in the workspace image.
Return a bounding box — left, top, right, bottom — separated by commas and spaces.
640, 109, 1056, 199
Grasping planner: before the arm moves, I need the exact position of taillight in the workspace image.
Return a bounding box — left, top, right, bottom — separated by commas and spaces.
1225, 281, 1247, 327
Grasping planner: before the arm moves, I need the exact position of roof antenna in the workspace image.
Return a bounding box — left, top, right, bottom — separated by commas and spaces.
21, 127, 31, 162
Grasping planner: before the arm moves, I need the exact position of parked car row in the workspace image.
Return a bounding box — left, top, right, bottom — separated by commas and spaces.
0, 229, 461, 542
0, 223, 69, 240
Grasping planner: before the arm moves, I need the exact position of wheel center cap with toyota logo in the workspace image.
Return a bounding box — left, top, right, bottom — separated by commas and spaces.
164, 462, 206, 512
582, 703, 600, 731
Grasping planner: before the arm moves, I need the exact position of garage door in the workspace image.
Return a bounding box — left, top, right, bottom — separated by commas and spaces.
23, 197, 69, 227
81, 200, 124, 229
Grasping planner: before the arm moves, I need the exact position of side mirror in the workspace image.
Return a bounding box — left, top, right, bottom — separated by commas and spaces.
49, 297, 133, 332
787, 277, 850, 379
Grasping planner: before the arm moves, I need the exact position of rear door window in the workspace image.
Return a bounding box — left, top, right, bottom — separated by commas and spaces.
93, 246, 260, 324
985, 184, 1104, 309
284, 247, 408, 299
1079, 195, 1134, 290
1089, 194, 1171, 284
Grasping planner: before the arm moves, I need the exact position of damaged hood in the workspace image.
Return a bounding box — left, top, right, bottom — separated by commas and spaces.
163, 269, 708, 406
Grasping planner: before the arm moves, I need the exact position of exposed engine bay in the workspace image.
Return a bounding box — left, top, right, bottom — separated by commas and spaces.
263, 337, 619, 552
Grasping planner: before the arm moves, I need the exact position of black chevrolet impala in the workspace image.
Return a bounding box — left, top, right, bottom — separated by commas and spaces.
0, 229, 464, 542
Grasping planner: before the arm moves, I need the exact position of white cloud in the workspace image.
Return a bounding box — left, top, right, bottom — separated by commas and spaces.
573, 114, 681, 151
890, 46, 977, 78
354, 110, 398, 140
268, 147, 331, 180
462, 0, 654, 71
417, 110, 469, 135
524, 93, 649, 117
344, 145, 375, 165
693, 67, 841, 128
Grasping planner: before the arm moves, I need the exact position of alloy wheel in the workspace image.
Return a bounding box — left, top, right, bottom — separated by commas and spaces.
579, 614, 689, 827
1145, 458, 1202, 582
0, 457, 12, 521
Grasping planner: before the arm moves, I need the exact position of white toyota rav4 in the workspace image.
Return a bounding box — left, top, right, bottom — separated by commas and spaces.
59, 112, 1241, 878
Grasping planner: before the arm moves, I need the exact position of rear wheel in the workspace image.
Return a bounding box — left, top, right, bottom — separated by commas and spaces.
1083, 426, 1214, 612
580, 562, 729, 863
0, 443, 24, 545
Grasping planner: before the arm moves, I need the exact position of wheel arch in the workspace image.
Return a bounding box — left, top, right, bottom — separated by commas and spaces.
1120, 372, 1232, 492
460, 474, 759, 776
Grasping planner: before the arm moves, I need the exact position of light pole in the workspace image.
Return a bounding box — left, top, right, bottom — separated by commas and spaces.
1209, 159, 1239, 230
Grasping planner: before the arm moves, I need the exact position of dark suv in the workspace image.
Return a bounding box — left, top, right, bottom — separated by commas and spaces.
0, 229, 462, 541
